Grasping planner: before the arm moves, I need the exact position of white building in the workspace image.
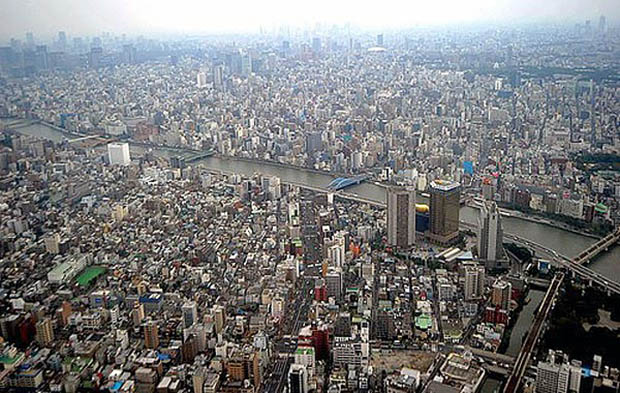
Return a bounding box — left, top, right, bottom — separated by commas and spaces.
107, 142, 130, 166
197, 72, 207, 88
536, 350, 582, 393
464, 265, 485, 301
477, 201, 503, 261
47, 254, 89, 284
294, 347, 316, 390
288, 364, 308, 393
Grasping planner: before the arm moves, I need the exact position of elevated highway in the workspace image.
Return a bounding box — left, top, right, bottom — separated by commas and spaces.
503, 273, 564, 393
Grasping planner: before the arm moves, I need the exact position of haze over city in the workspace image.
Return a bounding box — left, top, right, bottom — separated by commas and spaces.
1, 1, 620, 393
2, 0, 620, 39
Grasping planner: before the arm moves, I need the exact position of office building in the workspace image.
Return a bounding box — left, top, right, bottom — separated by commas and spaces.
491, 280, 512, 310
182, 301, 198, 328
477, 201, 503, 262
289, 363, 308, 393
312, 37, 321, 53
294, 347, 316, 390
599, 15, 606, 33
377, 34, 384, 47
592, 355, 602, 372
325, 269, 343, 301
35, 318, 54, 346
213, 65, 223, 88
387, 186, 416, 248
305, 131, 322, 154
89, 46, 102, 69
428, 180, 460, 245
107, 142, 130, 166
464, 266, 485, 300
536, 350, 582, 393
144, 320, 159, 349
213, 305, 225, 334
197, 72, 207, 87
44, 233, 60, 254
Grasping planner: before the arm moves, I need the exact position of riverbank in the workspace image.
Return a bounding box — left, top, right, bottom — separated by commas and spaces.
466, 201, 601, 240
3, 117, 608, 242
230, 156, 350, 179
7, 117, 620, 282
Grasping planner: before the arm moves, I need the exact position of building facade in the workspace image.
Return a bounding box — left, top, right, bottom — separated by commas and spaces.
387, 186, 416, 248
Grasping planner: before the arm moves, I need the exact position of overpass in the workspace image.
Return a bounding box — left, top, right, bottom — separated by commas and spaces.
66, 135, 107, 143
464, 346, 515, 365
573, 226, 620, 265
501, 227, 620, 393
503, 273, 564, 393
459, 222, 620, 295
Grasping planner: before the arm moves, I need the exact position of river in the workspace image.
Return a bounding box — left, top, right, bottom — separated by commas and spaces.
5, 119, 620, 281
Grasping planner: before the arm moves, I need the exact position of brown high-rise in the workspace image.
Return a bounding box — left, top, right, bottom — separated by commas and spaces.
428, 180, 460, 245
144, 320, 160, 349
387, 186, 416, 248
35, 318, 54, 346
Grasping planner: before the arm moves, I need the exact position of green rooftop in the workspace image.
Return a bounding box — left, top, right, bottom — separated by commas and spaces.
76, 266, 106, 286
595, 203, 608, 213
415, 314, 432, 330
295, 347, 315, 355
0, 355, 20, 365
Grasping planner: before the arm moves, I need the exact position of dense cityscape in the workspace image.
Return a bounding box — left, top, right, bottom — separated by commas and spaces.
0, 6, 619, 393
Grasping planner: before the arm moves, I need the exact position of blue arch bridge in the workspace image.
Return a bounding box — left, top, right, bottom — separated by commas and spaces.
326, 175, 369, 191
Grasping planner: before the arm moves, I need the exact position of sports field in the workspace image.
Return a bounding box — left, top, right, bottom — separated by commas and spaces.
76, 266, 105, 286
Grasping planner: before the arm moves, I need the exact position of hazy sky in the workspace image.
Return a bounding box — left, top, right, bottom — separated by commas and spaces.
2, 0, 618, 40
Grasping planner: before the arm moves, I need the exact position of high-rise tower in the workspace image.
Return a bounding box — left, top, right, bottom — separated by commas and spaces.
387, 186, 416, 248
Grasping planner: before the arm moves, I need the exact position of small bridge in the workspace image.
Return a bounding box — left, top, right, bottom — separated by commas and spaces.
186, 150, 216, 162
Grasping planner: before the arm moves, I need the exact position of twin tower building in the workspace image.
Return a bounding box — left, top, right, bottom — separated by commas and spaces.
387, 180, 461, 248
387, 180, 503, 263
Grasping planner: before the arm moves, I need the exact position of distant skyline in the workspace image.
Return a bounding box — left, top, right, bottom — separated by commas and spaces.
2, 0, 618, 41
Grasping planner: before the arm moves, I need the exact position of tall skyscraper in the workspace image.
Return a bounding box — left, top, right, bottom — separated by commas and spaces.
58, 31, 67, 49
288, 364, 308, 393
305, 131, 322, 154
197, 72, 207, 88
213, 305, 225, 334
182, 301, 198, 328
88, 46, 102, 68
107, 142, 130, 166
312, 37, 321, 53
387, 186, 416, 248
599, 15, 606, 33
212, 65, 224, 89
122, 44, 136, 64
477, 201, 503, 262
144, 320, 159, 349
377, 34, 384, 47
428, 180, 460, 245
26, 32, 34, 47
464, 266, 485, 301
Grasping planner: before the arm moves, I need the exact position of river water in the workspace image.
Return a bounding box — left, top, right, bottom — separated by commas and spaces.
6, 118, 618, 281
